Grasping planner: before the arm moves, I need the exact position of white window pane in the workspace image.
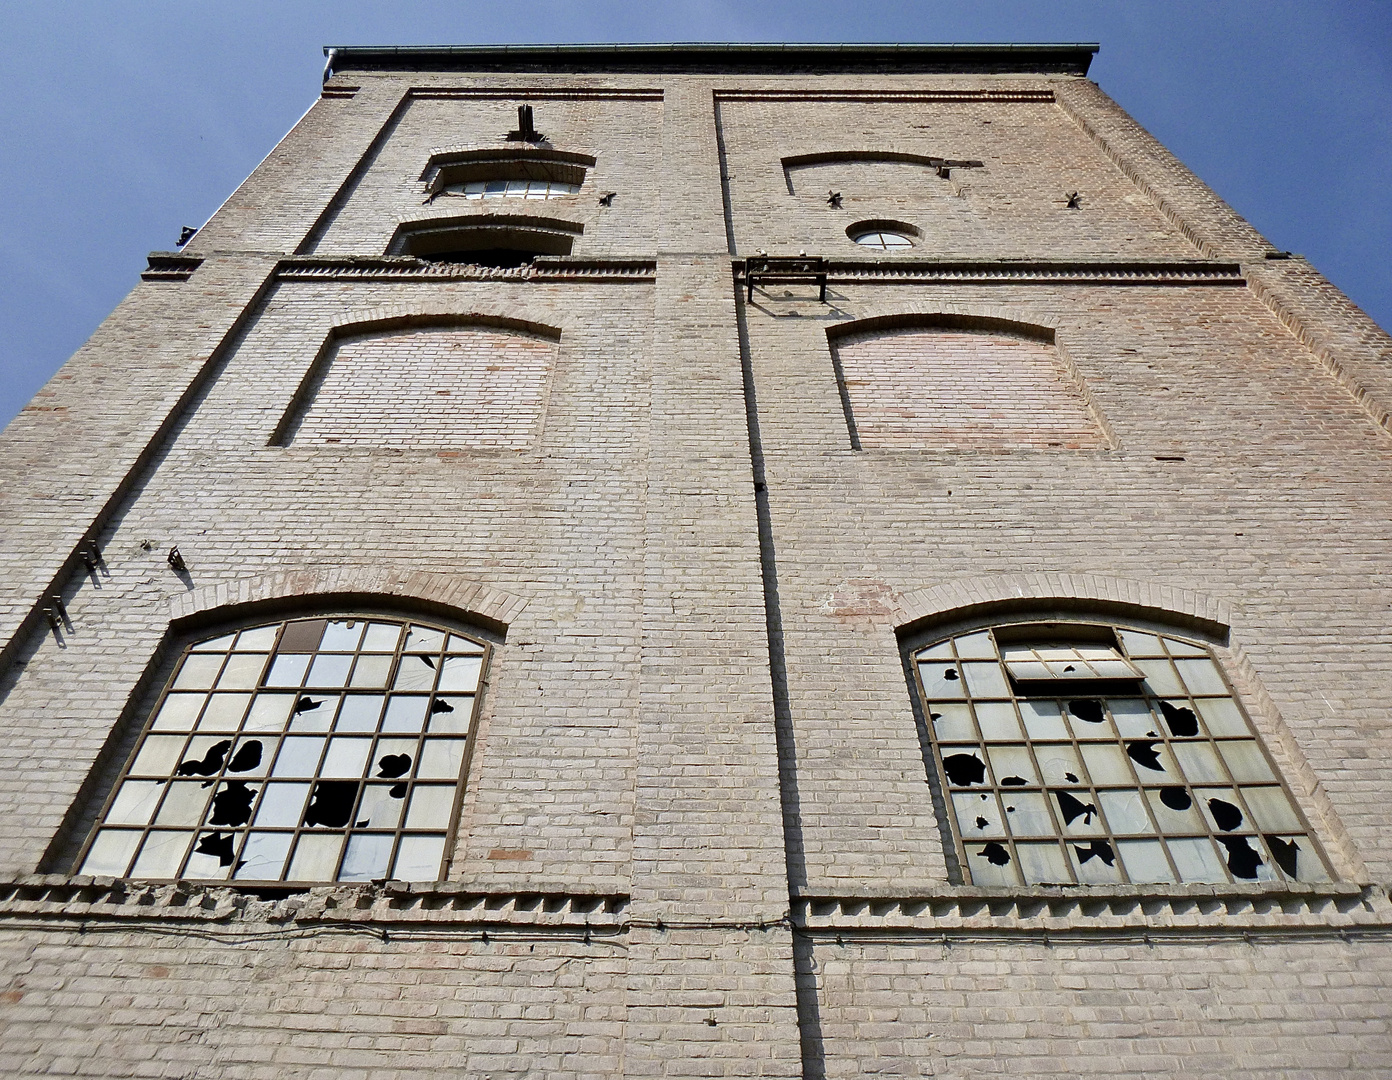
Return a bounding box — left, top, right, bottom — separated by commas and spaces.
1133, 659, 1183, 695
349, 654, 393, 688
244, 693, 296, 732
394, 655, 437, 692
1107, 699, 1156, 738
954, 632, 997, 659
1005, 660, 1051, 681
184, 833, 236, 879
405, 626, 446, 652
81, 829, 142, 877
320, 620, 365, 651
951, 791, 1006, 838
1066, 699, 1114, 739
305, 654, 353, 688
427, 696, 473, 734
152, 694, 204, 731
1053, 789, 1104, 835
228, 736, 273, 778
265, 654, 310, 688
198, 693, 251, 732
1124, 738, 1176, 778
1268, 835, 1328, 882
1169, 837, 1227, 882
1196, 789, 1247, 832
192, 633, 237, 652
1162, 637, 1209, 657
356, 784, 407, 829
175, 735, 233, 779
928, 702, 975, 741
1016, 841, 1071, 884
131, 735, 188, 776
254, 782, 311, 827
288, 833, 343, 880
438, 655, 482, 692
383, 696, 429, 733
361, 623, 402, 652
1174, 658, 1228, 696
1172, 742, 1226, 784
1144, 786, 1203, 831
916, 642, 953, 661
964, 842, 1018, 886
287, 694, 333, 732
321, 738, 372, 779
1196, 697, 1248, 736
1080, 744, 1132, 785
1219, 836, 1273, 881
336, 695, 385, 732
173, 654, 223, 690
155, 782, 214, 827
339, 834, 394, 881
372, 739, 416, 781
272, 737, 325, 777
1069, 840, 1123, 883
987, 746, 1038, 787
216, 653, 266, 690
1118, 839, 1175, 883
131, 831, 191, 878
1098, 789, 1151, 834
1117, 630, 1163, 656
974, 702, 1022, 740
107, 780, 164, 826
417, 739, 467, 779
1002, 792, 1053, 836
235, 832, 293, 880
962, 662, 1010, 698
1018, 700, 1067, 739
393, 834, 447, 881
1035, 744, 1085, 787
1089, 659, 1139, 679
447, 635, 485, 655
1218, 741, 1276, 782
1241, 786, 1302, 832
236, 626, 279, 650
939, 748, 988, 788
919, 661, 965, 699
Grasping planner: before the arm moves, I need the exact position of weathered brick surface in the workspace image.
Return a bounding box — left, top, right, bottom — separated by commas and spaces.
1, 53, 1390, 1078
831, 326, 1105, 449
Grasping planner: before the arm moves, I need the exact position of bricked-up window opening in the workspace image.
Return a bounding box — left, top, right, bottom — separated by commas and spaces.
829, 324, 1107, 451
388, 217, 582, 265
77, 616, 488, 883
279, 324, 558, 451
912, 624, 1332, 887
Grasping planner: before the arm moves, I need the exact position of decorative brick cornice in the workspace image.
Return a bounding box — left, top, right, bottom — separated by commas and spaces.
169, 567, 528, 635
743, 259, 1244, 288
793, 882, 1392, 940
277, 256, 656, 283
0, 876, 626, 931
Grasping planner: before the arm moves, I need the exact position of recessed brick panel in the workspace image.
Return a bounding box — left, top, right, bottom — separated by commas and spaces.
287, 325, 557, 449
832, 326, 1106, 449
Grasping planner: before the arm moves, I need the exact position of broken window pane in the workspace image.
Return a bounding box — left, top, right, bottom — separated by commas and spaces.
85, 613, 487, 884
913, 624, 1328, 888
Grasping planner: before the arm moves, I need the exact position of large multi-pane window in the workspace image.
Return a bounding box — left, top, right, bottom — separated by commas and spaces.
912, 623, 1331, 887
78, 615, 487, 884
440, 179, 580, 200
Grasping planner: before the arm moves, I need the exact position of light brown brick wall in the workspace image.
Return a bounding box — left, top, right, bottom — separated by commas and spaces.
0, 61, 1390, 1078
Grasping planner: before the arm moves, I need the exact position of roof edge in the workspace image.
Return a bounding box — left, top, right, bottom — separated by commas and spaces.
322, 42, 1098, 78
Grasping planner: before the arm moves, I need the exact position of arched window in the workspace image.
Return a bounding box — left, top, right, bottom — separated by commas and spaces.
911, 622, 1331, 887
78, 615, 488, 884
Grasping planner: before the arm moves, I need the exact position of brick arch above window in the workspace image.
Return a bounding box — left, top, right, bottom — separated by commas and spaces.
826, 314, 1111, 451
271, 315, 561, 451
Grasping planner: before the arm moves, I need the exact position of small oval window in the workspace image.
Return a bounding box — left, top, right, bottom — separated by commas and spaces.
852, 230, 914, 251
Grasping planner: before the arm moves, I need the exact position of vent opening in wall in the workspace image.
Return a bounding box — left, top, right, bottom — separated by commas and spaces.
388, 217, 582, 266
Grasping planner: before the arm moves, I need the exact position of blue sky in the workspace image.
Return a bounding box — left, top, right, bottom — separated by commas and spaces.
1, 1, 1389, 427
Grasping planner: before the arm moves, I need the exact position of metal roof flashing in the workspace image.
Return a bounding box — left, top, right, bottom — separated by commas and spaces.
321, 43, 1098, 80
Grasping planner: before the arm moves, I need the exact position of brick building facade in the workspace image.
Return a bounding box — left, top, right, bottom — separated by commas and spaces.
1, 43, 1390, 1077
